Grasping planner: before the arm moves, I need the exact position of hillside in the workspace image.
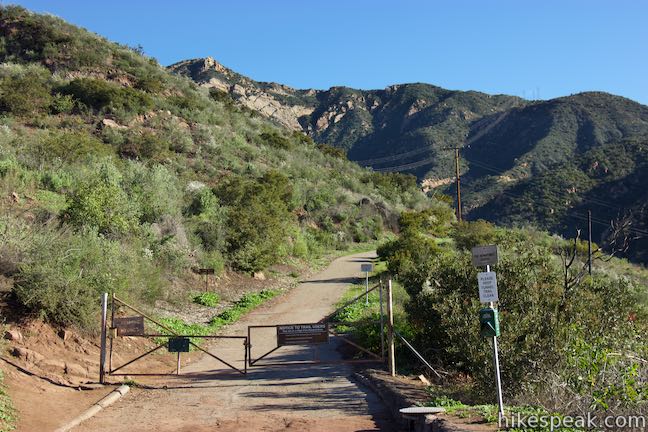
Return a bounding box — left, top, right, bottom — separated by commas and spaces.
0, 5, 434, 330
172, 58, 648, 263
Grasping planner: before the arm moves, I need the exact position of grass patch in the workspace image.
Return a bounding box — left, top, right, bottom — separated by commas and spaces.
157, 289, 279, 346
192, 291, 220, 307
0, 370, 15, 432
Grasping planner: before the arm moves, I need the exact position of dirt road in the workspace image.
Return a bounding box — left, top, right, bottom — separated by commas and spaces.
75, 252, 396, 432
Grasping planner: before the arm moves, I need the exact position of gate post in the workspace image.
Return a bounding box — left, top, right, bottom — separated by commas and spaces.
387, 279, 396, 377
99, 292, 108, 384
379, 280, 385, 361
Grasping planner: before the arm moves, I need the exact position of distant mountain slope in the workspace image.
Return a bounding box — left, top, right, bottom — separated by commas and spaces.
172, 58, 648, 263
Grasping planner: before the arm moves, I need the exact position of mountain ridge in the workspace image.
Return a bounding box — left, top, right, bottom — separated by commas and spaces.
171, 57, 648, 263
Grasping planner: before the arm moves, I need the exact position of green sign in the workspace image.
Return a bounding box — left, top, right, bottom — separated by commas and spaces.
168, 337, 190, 352
479, 307, 500, 338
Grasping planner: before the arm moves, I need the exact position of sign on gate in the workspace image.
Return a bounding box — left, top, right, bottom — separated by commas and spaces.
277, 323, 329, 346
114, 316, 145, 336
168, 337, 190, 353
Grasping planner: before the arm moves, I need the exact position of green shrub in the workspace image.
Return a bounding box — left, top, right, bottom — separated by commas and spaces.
451, 219, 498, 251
31, 130, 112, 165
198, 250, 225, 275
50, 93, 76, 114
208, 88, 234, 106
14, 227, 162, 328
216, 172, 294, 271
59, 78, 152, 114
40, 169, 74, 192
64, 162, 140, 236
0, 64, 52, 116
0, 157, 19, 178
118, 130, 169, 160
152, 237, 191, 273
210, 290, 277, 326
123, 163, 182, 223
317, 143, 346, 159
34, 190, 67, 215
0, 63, 52, 115
134, 74, 165, 93
260, 131, 292, 150
192, 292, 220, 307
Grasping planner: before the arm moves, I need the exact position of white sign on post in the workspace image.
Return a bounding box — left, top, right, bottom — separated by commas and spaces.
361, 263, 373, 272
478, 271, 498, 303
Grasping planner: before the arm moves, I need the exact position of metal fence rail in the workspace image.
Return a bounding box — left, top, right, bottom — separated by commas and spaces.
394, 329, 441, 379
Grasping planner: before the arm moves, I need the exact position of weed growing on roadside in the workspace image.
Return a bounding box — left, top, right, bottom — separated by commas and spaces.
192, 292, 220, 307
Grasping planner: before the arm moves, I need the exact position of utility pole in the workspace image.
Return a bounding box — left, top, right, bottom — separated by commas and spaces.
443, 147, 463, 222
455, 148, 463, 222
588, 210, 592, 275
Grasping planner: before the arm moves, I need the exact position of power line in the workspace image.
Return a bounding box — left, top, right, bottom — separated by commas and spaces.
372, 156, 438, 172
494, 189, 648, 238
464, 157, 631, 213
356, 99, 521, 167
355, 146, 431, 165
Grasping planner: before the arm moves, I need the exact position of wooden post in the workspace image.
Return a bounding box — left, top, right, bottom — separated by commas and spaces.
177, 352, 181, 375
588, 210, 593, 275
99, 293, 108, 384
455, 148, 463, 222
387, 279, 396, 377
108, 292, 115, 373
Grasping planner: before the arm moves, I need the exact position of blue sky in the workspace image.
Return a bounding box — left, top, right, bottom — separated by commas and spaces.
11, 0, 648, 104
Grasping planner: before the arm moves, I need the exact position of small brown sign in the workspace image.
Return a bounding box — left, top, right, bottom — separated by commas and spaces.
471, 245, 499, 267
114, 316, 145, 336
195, 268, 215, 275
277, 323, 329, 346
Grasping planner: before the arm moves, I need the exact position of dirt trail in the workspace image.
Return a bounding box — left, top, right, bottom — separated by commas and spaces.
75, 252, 396, 432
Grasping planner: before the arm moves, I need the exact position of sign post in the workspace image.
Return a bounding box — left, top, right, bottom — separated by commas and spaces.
99, 293, 108, 384
472, 245, 504, 419
168, 337, 190, 375
361, 263, 373, 305
196, 268, 215, 291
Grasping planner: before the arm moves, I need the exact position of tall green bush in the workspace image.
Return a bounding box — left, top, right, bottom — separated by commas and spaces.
0, 63, 52, 115
14, 227, 161, 328
217, 171, 294, 271
59, 78, 152, 114
64, 161, 140, 236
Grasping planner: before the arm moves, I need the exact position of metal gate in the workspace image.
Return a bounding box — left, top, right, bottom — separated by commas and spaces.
247, 283, 385, 367
99, 293, 248, 382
